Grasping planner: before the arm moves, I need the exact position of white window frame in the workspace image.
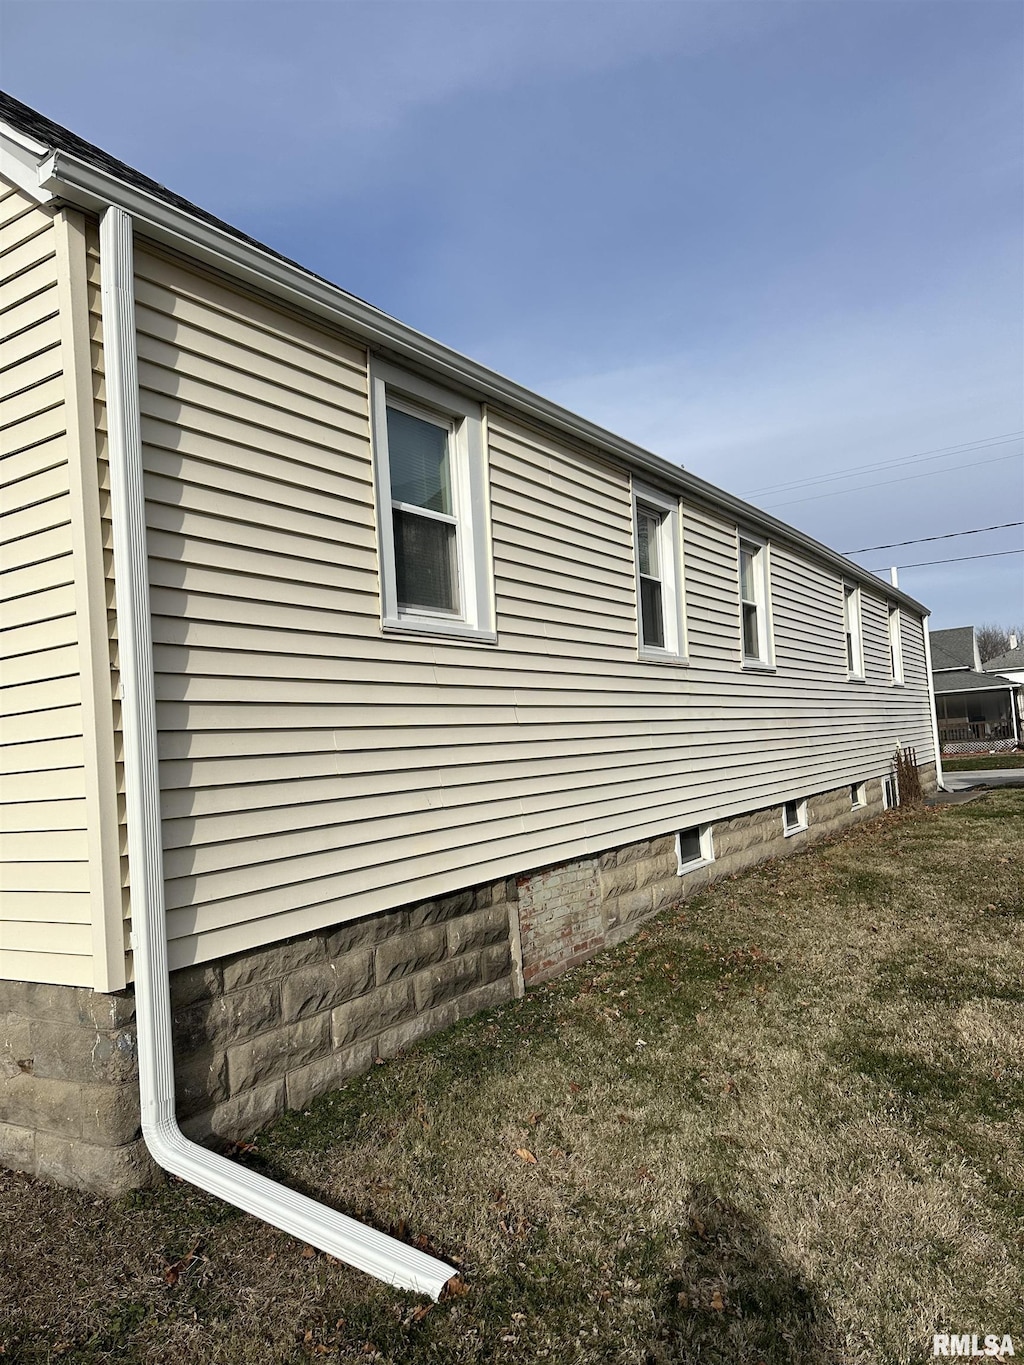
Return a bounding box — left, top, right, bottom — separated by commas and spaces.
632, 481, 687, 662
843, 582, 864, 679
888, 603, 904, 685
738, 533, 773, 668
676, 823, 714, 874
782, 797, 808, 836
850, 782, 867, 810
370, 359, 495, 642
882, 773, 898, 810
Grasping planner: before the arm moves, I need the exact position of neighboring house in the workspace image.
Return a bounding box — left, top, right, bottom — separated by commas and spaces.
983, 634, 1024, 687
929, 626, 1022, 752
1, 93, 941, 1200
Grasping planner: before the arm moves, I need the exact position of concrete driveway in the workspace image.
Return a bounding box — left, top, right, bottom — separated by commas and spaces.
941, 769, 1024, 791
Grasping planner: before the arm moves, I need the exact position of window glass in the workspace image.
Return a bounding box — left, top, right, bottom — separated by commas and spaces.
843, 584, 863, 676
739, 540, 766, 661
678, 827, 702, 864
637, 507, 666, 649
393, 508, 458, 613
387, 407, 452, 513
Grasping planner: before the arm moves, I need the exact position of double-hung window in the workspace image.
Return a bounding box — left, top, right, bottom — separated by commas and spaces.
843, 583, 864, 678
888, 603, 904, 684
738, 535, 772, 666
633, 483, 685, 660
370, 360, 494, 641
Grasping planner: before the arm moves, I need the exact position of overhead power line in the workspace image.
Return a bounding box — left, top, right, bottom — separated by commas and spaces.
742, 430, 1024, 499
871, 548, 1024, 571
763, 450, 1022, 510
844, 521, 1024, 554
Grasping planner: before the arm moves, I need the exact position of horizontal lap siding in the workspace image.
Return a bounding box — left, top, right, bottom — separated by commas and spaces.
0, 185, 91, 987
133, 245, 936, 972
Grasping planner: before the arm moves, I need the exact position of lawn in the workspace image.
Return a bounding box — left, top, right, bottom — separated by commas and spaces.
942, 753, 1024, 771
2, 794, 1022, 1365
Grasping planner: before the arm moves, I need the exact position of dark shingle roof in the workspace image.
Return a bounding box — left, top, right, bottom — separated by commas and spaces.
929, 626, 978, 671
929, 638, 966, 671
984, 644, 1024, 672
932, 669, 1016, 695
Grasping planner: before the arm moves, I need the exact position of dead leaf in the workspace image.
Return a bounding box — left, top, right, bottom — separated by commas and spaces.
676, 1291, 689, 1308
569, 1082, 582, 1095
710, 1290, 725, 1312
515, 1148, 538, 1164
443, 1275, 470, 1298
412, 1304, 433, 1323
162, 1239, 201, 1286
526, 1112, 544, 1126
691, 1216, 706, 1238
301, 1244, 316, 1259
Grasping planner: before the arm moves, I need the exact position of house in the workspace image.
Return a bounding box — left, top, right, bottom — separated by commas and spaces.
929, 626, 1021, 753
983, 634, 1024, 687
1, 91, 940, 1255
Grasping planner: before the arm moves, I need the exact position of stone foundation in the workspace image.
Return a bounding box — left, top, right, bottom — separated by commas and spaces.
1, 880, 516, 1194
1, 768, 935, 1194
516, 773, 925, 984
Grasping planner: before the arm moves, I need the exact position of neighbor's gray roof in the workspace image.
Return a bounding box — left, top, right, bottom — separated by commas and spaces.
984, 644, 1024, 672
929, 626, 978, 671
929, 638, 967, 672
931, 669, 1016, 695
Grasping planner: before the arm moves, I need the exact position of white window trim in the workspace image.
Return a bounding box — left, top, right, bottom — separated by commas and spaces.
676, 824, 714, 874
738, 532, 774, 669
851, 782, 867, 810
370, 358, 495, 642
888, 603, 905, 686
782, 797, 808, 836
882, 773, 898, 810
843, 582, 864, 679
632, 480, 687, 663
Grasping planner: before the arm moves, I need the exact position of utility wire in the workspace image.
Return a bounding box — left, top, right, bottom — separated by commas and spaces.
742, 431, 1024, 498
763, 450, 1022, 509
844, 521, 1024, 554
871, 548, 1024, 571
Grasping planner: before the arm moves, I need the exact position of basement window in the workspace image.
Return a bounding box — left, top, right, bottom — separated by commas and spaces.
783, 798, 808, 836
676, 824, 714, 873
850, 782, 867, 810
882, 774, 898, 810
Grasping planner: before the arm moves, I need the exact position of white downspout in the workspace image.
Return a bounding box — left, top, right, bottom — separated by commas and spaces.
100, 205, 454, 1300
921, 617, 945, 791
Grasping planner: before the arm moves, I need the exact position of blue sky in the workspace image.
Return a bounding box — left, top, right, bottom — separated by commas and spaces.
4, 0, 1022, 629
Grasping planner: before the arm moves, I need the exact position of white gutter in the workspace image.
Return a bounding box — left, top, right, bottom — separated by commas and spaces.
100, 204, 454, 1300
35, 144, 934, 620
922, 620, 946, 792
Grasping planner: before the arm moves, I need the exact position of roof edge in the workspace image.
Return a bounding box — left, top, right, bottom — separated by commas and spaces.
29, 143, 930, 617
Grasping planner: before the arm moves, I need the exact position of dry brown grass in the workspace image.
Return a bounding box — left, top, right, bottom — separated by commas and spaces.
2, 794, 1022, 1364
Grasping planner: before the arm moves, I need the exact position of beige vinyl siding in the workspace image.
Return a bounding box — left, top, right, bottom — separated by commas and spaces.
130, 235, 937, 971
1, 188, 121, 990
0, 185, 90, 985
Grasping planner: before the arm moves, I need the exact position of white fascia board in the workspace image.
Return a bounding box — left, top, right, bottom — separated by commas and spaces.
39, 147, 931, 619
0, 121, 57, 202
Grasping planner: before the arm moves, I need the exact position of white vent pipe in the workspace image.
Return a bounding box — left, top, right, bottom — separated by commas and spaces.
100, 205, 454, 1299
